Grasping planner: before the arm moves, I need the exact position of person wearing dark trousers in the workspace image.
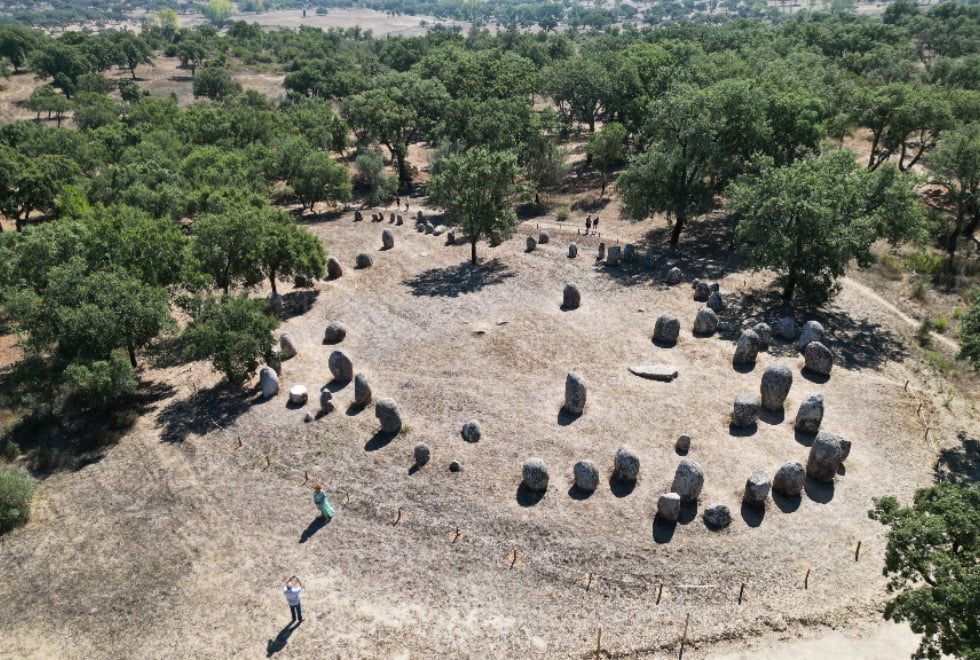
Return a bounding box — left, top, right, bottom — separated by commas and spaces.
283, 575, 304, 623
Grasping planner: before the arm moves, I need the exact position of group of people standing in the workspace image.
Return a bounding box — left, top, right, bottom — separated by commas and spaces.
279, 484, 336, 624
585, 214, 600, 235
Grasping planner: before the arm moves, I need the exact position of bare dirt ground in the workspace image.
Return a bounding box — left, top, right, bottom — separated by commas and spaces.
1, 189, 975, 658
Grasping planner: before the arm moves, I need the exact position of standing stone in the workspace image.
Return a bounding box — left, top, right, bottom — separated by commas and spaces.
573, 460, 599, 492
538, 230, 550, 244
773, 461, 806, 496
694, 281, 711, 302
732, 394, 762, 427
375, 397, 403, 434
671, 459, 705, 503
623, 243, 636, 262
657, 493, 681, 522
653, 314, 681, 344
597, 242, 606, 261
526, 236, 537, 251
799, 320, 824, 350
355, 252, 373, 269
562, 283, 581, 309
414, 443, 430, 466
795, 394, 824, 433
709, 282, 720, 292
675, 434, 692, 453
416, 222, 425, 233
424, 222, 434, 235
693, 307, 719, 335
806, 431, 843, 482
839, 437, 852, 462
354, 210, 363, 222
389, 213, 396, 223
703, 504, 732, 530
665, 267, 682, 285
447, 231, 455, 244
752, 322, 773, 349
774, 317, 798, 340
381, 229, 394, 250
613, 445, 640, 481
564, 371, 587, 414
522, 458, 549, 492
707, 291, 724, 312
324, 321, 347, 344
733, 330, 760, 365
395, 215, 403, 226
568, 242, 578, 258
328, 350, 353, 382
416, 210, 424, 222
266, 292, 283, 317
433, 225, 446, 236
804, 341, 834, 376
354, 373, 372, 407
606, 245, 622, 266
760, 361, 793, 411
319, 388, 333, 413
304, 412, 314, 423
279, 333, 298, 359
259, 366, 279, 399
449, 461, 462, 472
744, 470, 771, 506
289, 385, 309, 405
461, 420, 481, 443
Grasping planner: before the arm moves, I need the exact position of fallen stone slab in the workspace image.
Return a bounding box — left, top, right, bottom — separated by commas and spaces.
629, 365, 679, 382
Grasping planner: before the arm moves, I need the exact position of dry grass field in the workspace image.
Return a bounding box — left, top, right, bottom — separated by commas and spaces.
1, 192, 976, 657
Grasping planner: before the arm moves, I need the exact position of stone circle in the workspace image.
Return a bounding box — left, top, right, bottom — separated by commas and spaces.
703, 504, 732, 530
665, 266, 682, 285
799, 320, 824, 350
693, 307, 719, 335
675, 434, 691, 453
326, 256, 343, 279
568, 242, 578, 258
522, 457, 549, 492
319, 388, 333, 413
355, 252, 373, 269
694, 281, 711, 301
279, 332, 298, 359
760, 361, 793, 411
733, 330, 760, 365
804, 341, 834, 376
752, 322, 772, 349
671, 459, 705, 502
381, 228, 394, 250
707, 290, 724, 312
414, 443, 430, 466
354, 373, 372, 407
806, 430, 842, 482
375, 397, 403, 434
623, 243, 635, 262
259, 366, 279, 399
288, 384, 308, 405
774, 316, 798, 340
606, 245, 622, 266
266, 292, 283, 317
573, 460, 599, 492
597, 242, 605, 261
449, 460, 462, 472
538, 230, 549, 244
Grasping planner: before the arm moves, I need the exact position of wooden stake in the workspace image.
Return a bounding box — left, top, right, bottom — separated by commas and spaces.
738, 582, 745, 604
344, 491, 350, 505
453, 527, 460, 543
924, 427, 931, 440
586, 572, 593, 592
510, 550, 518, 569
394, 508, 402, 525
905, 380, 909, 391
595, 626, 602, 659
804, 569, 810, 590
680, 613, 690, 655
234, 437, 242, 450
855, 541, 862, 562
301, 470, 309, 485
917, 403, 923, 416
265, 456, 271, 468
657, 583, 663, 604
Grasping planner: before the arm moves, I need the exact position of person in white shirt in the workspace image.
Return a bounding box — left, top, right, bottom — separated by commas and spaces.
282, 575, 304, 623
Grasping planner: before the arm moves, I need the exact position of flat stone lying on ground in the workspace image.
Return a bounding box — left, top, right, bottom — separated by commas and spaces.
573, 460, 599, 492
375, 397, 403, 434
657, 493, 681, 521
795, 394, 824, 433
522, 457, 549, 491
260, 366, 279, 399
744, 470, 771, 506
653, 314, 681, 344
760, 361, 793, 411
732, 394, 762, 427
628, 365, 679, 382
564, 371, 587, 414
773, 461, 806, 496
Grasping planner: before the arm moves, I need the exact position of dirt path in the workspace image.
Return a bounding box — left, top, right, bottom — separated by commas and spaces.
841, 276, 959, 353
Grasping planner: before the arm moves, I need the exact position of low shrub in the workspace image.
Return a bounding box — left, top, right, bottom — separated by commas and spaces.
0, 466, 36, 534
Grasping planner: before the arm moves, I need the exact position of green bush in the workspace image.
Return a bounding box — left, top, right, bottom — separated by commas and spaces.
877, 249, 904, 280
905, 251, 945, 276
0, 466, 36, 534
932, 315, 949, 333
2, 440, 19, 462
63, 353, 139, 411
556, 203, 570, 222
910, 275, 931, 301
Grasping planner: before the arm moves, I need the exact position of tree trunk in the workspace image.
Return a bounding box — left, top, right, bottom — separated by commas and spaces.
946, 208, 964, 271
394, 143, 410, 186
127, 343, 138, 369
670, 207, 684, 245
269, 273, 278, 294
782, 271, 797, 301
471, 236, 478, 264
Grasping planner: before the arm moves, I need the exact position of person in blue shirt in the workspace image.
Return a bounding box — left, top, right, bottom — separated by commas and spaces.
282, 575, 304, 623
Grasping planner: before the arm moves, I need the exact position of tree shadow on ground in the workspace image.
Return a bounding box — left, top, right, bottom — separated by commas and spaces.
402, 259, 516, 298
652, 516, 676, 544
280, 290, 319, 320
516, 483, 545, 507
934, 431, 980, 485
740, 502, 766, 528
299, 515, 329, 543
157, 383, 259, 443
724, 287, 909, 370
266, 622, 299, 657
364, 430, 397, 452
773, 491, 802, 513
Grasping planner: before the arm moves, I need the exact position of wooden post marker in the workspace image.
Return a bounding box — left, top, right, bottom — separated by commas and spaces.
265, 456, 271, 468
657, 583, 663, 604
855, 541, 862, 562
594, 626, 602, 659
453, 527, 460, 543
680, 613, 690, 656
586, 572, 593, 592
738, 582, 745, 604
393, 508, 402, 526
510, 549, 518, 569
804, 569, 810, 590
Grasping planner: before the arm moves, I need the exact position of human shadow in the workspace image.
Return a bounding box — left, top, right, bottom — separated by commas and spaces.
772, 491, 802, 513
402, 259, 516, 298
266, 622, 299, 657
557, 408, 582, 426
740, 502, 766, 528
728, 423, 757, 437
804, 477, 835, 504
567, 484, 594, 501
934, 431, 980, 485
759, 408, 785, 425
281, 290, 319, 320
516, 483, 545, 507
609, 476, 637, 498
652, 516, 677, 544
299, 515, 329, 543
157, 383, 259, 443
364, 430, 397, 452
800, 368, 831, 384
